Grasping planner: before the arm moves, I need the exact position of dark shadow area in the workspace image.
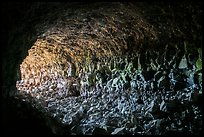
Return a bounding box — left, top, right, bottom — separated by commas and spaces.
1, 2, 58, 136
2, 98, 55, 136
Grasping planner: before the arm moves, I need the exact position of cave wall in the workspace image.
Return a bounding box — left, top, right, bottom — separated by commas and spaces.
2, 2, 61, 98
2, 2, 202, 100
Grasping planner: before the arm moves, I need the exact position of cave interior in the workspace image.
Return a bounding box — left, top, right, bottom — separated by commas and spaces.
1, 2, 203, 136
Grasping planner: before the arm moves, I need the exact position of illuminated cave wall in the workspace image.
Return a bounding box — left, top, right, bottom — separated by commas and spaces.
15, 2, 202, 101
16, 4, 158, 98
4, 2, 202, 100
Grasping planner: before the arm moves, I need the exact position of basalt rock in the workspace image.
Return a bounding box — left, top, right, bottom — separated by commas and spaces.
2, 2, 202, 136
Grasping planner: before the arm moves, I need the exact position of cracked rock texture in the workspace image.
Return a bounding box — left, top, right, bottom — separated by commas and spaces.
2, 2, 202, 136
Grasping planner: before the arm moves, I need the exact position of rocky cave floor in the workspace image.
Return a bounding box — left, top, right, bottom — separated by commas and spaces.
15, 80, 202, 135
15, 54, 202, 135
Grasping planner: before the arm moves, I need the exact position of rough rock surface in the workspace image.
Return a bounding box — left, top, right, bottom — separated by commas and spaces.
2, 2, 202, 135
